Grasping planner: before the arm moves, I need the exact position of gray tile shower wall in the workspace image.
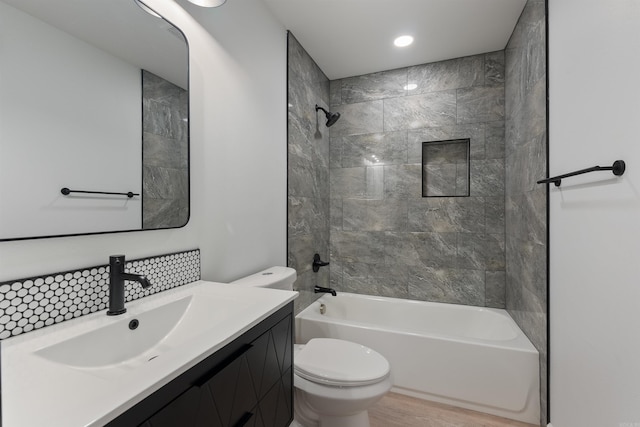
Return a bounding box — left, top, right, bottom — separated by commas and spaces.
0, 250, 200, 340
142, 70, 189, 229
504, 1, 548, 425
287, 33, 331, 314
329, 52, 506, 308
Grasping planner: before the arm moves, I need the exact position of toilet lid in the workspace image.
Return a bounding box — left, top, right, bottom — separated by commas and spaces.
295, 338, 390, 387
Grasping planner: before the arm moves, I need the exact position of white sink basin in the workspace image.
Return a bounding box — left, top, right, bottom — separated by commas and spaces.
3, 280, 298, 427
36, 296, 192, 369
34, 289, 253, 376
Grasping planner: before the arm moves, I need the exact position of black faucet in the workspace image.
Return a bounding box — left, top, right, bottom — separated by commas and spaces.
314, 286, 337, 296
107, 255, 152, 315
312, 253, 330, 272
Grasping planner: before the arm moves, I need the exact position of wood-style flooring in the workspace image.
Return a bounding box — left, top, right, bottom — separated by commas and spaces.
369, 392, 538, 427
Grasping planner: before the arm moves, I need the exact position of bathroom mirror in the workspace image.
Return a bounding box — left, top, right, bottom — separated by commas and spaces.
0, 0, 189, 241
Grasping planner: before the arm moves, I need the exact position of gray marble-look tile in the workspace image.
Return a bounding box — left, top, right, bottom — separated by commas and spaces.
457, 86, 505, 125
330, 198, 343, 230
288, 196, 328, 238
330, 166, 385, 200
330, 231, 386, 264
504, 45, 525, 121
330, 79, 342, 106
342, 68, 407, 104
484, 51, 505, 87
343, 198, 408, 232
470, 159, 505, 197
289, 77, 324, 136
408, 124, 485, 163
329, 136, 342, 169
292, 269, 323, 315
506, 191, 546, 248
423, 140, 468, 164
408, 197, 485, 233
384, 91, 457, 131
142, 70, 187, 103
505, 136, 546, 195
407, 55, 484, 94
383, 164, 422, 198
288, 233, 315, 275
330, 167, 365, 199
455, 162, 469, 196
341, 131, 408, 167
485, 270, 506, 308
142, 197, 188, 229
506, 77, 547, 149
143, 133, 188, 170
423, 163, 458, 197
456, 233, 505, 271
328, 100, 384, 137
485, 196, 505, 235
143, 166, 188, 199
505, 237, 547, 303
385, 232, 457, 269
485, 121, 505, 159
341, 262, 409, 299
329, 260, 343, 289
506, 0, 546, 51
289, 148, 322, 199
288, 33, 328, 88
407, 267, 485, 306
142, 98, 188, 142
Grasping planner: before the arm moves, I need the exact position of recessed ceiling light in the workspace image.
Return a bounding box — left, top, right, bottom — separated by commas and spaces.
394, 35, 414, 47
186, 0, 227, 7
404, 83, 418, 91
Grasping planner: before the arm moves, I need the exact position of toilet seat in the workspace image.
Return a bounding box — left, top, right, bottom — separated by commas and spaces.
295, 338, 390, 387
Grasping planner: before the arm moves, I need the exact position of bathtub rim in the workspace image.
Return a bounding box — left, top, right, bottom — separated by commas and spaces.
297, 292, 538, 353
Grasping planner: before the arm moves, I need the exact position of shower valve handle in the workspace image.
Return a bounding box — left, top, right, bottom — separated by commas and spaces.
312, 253, 330, 272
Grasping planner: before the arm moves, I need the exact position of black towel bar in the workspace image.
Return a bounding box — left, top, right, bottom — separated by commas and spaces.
537, 160, 626, 187
60, 188, 139, 198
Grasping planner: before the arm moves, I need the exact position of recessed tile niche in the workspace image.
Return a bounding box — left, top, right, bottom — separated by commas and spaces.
422, 139, 470, 197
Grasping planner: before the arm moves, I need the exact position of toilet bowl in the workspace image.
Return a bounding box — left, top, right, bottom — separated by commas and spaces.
231, 267, 392, 427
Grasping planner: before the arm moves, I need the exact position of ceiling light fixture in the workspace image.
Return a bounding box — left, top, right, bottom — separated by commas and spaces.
394, 35, 414, 47
186, 0, 227, 7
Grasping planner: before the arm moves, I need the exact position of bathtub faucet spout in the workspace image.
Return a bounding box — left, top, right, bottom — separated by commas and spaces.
314, 286, 337, 296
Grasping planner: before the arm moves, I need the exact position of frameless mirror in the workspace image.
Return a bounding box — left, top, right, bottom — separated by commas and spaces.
0, 0, 189, 241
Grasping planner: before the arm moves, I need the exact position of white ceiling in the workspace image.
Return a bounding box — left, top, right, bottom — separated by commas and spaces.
1, 0, 188, 88
263, 0, 528, 80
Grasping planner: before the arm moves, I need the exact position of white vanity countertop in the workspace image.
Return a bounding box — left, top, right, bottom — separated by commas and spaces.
1, 280, 298, 427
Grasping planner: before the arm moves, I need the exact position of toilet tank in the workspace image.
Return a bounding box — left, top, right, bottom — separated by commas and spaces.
231, 266, 296, 291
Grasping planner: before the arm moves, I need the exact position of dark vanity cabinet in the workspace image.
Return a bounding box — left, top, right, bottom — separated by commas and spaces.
107, 303, 293, 427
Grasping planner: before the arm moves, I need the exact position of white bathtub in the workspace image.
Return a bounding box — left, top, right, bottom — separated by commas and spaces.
296, 293, 540, 425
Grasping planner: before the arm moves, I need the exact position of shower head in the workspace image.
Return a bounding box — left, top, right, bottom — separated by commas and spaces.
315, 105, 341, 127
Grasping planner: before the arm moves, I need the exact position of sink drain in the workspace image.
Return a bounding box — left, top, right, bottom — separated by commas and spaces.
129, 319, 139, 330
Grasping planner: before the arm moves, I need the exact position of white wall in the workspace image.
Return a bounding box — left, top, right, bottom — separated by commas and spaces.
0, 0, 287, 283
549, 0, 640, 425
0, 2, 141, 238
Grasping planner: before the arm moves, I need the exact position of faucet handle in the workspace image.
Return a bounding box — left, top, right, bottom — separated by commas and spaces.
312, 253, 330, 272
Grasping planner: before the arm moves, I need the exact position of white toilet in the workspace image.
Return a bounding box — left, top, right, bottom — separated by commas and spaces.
231, 267, 392, 427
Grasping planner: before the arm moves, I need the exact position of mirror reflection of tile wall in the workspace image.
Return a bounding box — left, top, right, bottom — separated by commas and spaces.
142, 70, 189, 229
